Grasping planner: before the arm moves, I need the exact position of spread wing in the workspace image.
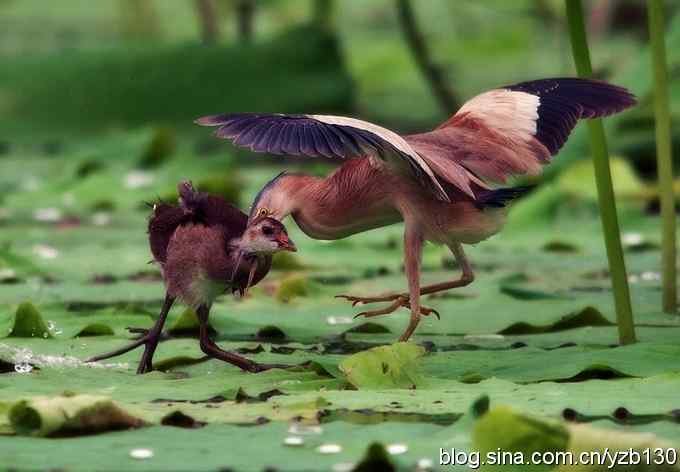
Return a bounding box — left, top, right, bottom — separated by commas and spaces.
195, 113, 451, 202
197, 78, 635, 202
405, 78, 636, 196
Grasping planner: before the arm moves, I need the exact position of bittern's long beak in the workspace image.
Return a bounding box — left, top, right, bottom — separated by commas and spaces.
276, 233, 297, 252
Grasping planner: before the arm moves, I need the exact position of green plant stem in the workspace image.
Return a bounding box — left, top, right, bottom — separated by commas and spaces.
565, 0, 636, 344
648, 0, 677, 314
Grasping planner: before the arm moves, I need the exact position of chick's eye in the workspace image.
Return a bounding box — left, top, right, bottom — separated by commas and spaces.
262, 226, 273, 236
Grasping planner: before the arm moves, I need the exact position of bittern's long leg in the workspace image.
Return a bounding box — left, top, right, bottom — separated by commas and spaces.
86, 294, 174, 374
419, 243, 475, 296
343, 224, 432, 340
337, 243, 474, 304
196, 305, 290, 373
399, 224, 425, 342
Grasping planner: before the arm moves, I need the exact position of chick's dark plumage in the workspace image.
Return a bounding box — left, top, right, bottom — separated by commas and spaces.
148, 183, 271, 302
87, 181, 295, 374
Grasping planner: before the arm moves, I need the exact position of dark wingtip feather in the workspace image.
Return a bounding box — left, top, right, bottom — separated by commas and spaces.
507, 77, 637, 117
504, 78, 636, 155
607, 85, 637, 113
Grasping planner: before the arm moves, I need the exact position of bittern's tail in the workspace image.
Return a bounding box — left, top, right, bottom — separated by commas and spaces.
476, 186, 534, 208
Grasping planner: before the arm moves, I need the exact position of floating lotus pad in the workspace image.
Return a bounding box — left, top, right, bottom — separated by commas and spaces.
339, 342, 426, 389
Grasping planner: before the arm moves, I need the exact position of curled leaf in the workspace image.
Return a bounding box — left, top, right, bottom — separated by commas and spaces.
9, 302, 51, 339
10, 394, 145, 437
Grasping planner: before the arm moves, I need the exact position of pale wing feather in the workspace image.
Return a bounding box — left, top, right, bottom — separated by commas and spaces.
453, 90, 539, 140
309, 114, 449, 201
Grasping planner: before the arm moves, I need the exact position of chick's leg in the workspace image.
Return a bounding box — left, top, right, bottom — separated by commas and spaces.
136, 294, 174, 373
196, 305, 290, 373
87, 294, 174, 374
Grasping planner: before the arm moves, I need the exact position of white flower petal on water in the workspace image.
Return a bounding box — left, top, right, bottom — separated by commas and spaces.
622, 232, 643, 246
33, 207, 62, 222
283, 436, 304, 447
33, 244, 59, 259
317, 444, 342, 454
386, 443, 408, 455
129, 448, 154, 460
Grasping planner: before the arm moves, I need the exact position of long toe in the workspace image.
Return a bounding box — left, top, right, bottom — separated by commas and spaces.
249, 362, 296, 373
336, 294, 368, 306
399, 298, 441, 320
353, 309, 391, 319
336, 293, 402, 306
419, 305, 441, 320
85, 332, 159, 366
352, 298, 406, 319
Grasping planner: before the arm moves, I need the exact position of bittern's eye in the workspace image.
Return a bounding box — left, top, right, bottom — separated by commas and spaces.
262, 226, 273, 236
257, 208, 269, 217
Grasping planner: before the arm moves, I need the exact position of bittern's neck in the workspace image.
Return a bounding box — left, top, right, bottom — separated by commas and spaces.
267, 174, 322, 220
271, 164, 401, 240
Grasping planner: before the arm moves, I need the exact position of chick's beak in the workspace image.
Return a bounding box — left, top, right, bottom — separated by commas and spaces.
277, 233, 297, 252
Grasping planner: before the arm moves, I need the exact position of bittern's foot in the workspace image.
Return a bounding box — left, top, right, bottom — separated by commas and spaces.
335, 293, 402, 306
86, 330, 164, 374
342, 294, 440, 320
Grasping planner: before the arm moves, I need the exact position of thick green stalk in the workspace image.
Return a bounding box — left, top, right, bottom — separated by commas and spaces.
648, 0, 677, 314
565, 0, 636, 344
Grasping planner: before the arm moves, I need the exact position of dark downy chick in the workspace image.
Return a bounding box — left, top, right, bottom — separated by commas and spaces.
87, 181, 296, 374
